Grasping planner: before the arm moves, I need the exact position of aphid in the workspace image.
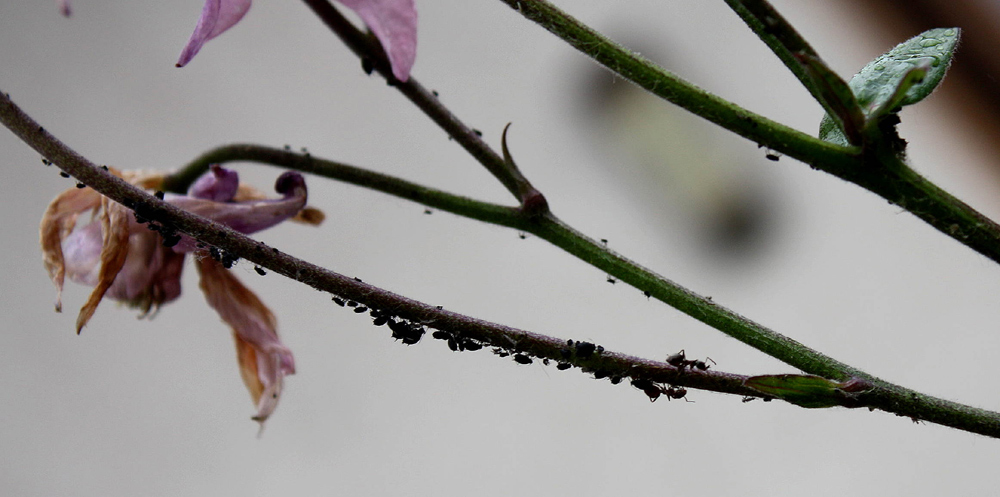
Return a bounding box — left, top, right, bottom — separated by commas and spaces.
100, 165, 109, 171
643, 291, 651, 299
431, 90, 439, 97
435, 305, 443, 310
388, 319, 424, 345
161, 233, 182, 248
353, 277, 363, 282
575, 341, 596, 357
432, 330, 450, 340
513, 354, 532, 365
464, 341, 483, 351
741, 396, 756, 403
596, 345, 604, 355
372, 315, 389, 327
221, 253, 238, 269
600, 238, 608, 246
606, 276, 617, 284
472, 129, 483, 137
332, 297, 346, 307
354, 306, 369, 313
154, 191, 165, 200
610, 376, 623, 385
58, 171, 70, 178
41, 157, 52, 166
283, 144, 292, 151
424, 208, 433, 215
254, 266, 267, 276
556, 362, 572, 371
447, 338, 459, 351
75, 182, 86, 189
542, 358, 550, 366
346, 300, 358, 307
758, 143, 781, 161
518, 232, 527, 240
593, 370, 608, 380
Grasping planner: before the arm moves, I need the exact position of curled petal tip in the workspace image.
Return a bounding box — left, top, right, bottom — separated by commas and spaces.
189, 164, 239, 201
274, 172, 305, 196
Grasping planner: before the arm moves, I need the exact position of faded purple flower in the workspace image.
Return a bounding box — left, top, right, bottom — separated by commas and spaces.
40, 165, 323, 426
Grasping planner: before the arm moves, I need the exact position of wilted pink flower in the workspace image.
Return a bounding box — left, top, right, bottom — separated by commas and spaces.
175, 0, 418, 81
40, 165, 323, 426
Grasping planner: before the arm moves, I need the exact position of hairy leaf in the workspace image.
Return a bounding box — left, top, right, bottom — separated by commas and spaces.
820, 27, 960, 145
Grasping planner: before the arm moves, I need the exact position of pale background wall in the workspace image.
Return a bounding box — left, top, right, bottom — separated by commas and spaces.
1, 1, 999, 495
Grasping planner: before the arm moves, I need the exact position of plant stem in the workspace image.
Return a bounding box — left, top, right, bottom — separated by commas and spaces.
5, 92, 1000, 436
299, 0, 548, 215
0, 91, 755, 401
171, 147, 862, 379
494, 0, 1000, 265
495, 0, 857, 171
164, 143, 1000, 437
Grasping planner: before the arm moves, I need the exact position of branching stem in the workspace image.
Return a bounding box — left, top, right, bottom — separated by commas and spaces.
494, 0, 1000, 266
4, 89, 1000, 436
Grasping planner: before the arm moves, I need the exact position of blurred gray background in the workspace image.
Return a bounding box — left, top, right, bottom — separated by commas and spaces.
2, 1, 1000, 495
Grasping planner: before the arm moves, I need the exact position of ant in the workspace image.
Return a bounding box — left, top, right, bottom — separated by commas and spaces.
630, 379, 692, 402
662, 385, 690, 402
665, 349, 716, 371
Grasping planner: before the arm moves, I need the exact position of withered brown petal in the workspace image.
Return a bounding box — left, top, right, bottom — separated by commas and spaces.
196, 257, 294, 423
39, 186, 103, 312
75, 197, 131, 333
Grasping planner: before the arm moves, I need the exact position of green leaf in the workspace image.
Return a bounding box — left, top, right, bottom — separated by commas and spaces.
797, 52, 865, 145
744, 374, 844, 408
819, 27, 960, 145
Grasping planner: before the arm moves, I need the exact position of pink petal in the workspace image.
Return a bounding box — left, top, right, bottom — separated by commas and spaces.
188, 164, 239, 202
339, 0, 418, 81
176, 0, 252, 67
63, 217, 186, 313
167, 171, 308, 252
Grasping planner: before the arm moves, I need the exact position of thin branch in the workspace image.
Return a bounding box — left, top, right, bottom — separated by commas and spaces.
298, 0, 548, 215
493, 0, 1000, 266
722, 0, 824, 106
4, 92, 1000, 436
163, 143, 1000, 436
0, 90, 753, 400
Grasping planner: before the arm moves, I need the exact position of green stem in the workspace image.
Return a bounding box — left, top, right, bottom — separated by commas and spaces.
495, 0, 857, 171
494, 0, 1000, 265
172, 145, 859, 379
161, 142, 1000, 437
